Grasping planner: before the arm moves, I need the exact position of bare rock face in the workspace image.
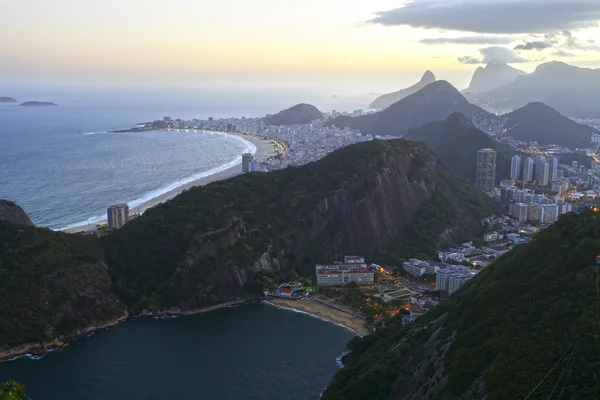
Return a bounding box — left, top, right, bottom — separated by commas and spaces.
0, 200, 34, 226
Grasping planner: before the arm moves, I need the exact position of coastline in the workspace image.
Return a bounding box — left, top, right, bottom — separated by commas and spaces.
0, 299, 249, 362
63, 131, 276, 233
264, 298, 370, 337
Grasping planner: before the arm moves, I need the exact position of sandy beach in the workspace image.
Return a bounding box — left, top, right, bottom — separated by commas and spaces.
64, 132, 277, 233
267, 298, 371, 337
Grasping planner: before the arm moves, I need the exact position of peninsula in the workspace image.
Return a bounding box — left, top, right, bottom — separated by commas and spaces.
19, 101, 58, 107
0, 97, 17, 103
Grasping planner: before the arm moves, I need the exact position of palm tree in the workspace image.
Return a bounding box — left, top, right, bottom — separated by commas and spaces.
0, 381, 29, 400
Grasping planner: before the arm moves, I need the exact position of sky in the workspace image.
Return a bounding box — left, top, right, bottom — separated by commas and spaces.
1, 0, 600, 92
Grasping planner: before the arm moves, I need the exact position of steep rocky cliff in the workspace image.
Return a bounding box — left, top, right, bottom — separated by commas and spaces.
0, 200, 34, 226
105, 139, 496, 312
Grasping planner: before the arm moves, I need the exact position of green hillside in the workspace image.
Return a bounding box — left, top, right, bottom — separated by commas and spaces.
323, 210, 600, 400
503, 102, 598, 148
405, 113, 516, 182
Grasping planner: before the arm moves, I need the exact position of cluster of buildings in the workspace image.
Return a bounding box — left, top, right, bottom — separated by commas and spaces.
509, 154, 559, 186
241, 153, 267, 173
435, 265, 478, 294
315, 256, 375, 286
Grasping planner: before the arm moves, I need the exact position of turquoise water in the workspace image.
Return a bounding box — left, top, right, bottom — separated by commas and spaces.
0, 304, 354, 400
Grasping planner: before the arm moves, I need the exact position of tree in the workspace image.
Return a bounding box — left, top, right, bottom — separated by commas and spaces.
0, 381, 29, 400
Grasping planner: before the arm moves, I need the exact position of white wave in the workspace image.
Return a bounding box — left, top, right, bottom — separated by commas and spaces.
261, 300, 362, 337
82, 131, 108, 135
335, 350, 350, 368
57, 131, 256, 231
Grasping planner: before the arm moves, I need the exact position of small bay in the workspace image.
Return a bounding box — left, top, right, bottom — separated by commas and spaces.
0, 304, 353, 400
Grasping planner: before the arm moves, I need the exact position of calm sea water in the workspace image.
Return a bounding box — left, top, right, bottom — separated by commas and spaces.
0, 88, 367, 229
0, 304, 354, 400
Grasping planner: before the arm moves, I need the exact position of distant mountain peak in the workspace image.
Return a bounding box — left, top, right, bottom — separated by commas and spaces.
421, 70, 436, 82
370, 70, 437, 109
464, 62, 526, 94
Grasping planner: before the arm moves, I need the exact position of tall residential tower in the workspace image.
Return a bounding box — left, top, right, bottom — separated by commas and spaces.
510, 155, 521, 180
476, 148, 497, 193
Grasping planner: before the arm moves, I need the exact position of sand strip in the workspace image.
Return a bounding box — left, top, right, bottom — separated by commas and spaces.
266, 298, 371, 337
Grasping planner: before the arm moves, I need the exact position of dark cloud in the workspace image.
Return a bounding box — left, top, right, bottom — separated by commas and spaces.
513, 31, 600, 53
458, 46, 529, 64
514, 41, 553, 50
369, 0, 600, 34
457, 56, 481, 64
420, 35, 514, 45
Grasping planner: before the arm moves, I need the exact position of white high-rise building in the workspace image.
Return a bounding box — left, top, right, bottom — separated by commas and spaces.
511, 202, 528, 222
540, 204, 559, 223
522, 157, 534, 183
476, 148, 497, 193
536, 160, 550, 186
527, 203, 541, 222
549, 156, 559, 180
510, 155, 521, 180
107, 204, 129, 230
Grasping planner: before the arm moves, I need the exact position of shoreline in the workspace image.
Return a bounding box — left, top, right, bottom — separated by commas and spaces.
62, 131, 277, 233
264, 298, 370, 337
0, 299, 250, 362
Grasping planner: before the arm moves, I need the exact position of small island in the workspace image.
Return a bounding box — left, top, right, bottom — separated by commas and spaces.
19, 101, 58, 107
0, 97, 18, 103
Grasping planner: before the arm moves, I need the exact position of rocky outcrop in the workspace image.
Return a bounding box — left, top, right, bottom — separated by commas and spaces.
0, 200, 34, 226
266, 103, 323, 125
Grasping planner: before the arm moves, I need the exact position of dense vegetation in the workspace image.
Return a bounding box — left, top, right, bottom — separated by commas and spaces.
106, 139, 494, 311
405, 113, 516, 182
1, 139, 497, 350
0, 381, 28, 400
0, 222, 124, 348
330, 81, 488, 137
323, 210, 600, 400
503, 102, 598, 148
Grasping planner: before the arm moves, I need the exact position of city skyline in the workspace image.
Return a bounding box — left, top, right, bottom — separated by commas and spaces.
2, 0, 600, 90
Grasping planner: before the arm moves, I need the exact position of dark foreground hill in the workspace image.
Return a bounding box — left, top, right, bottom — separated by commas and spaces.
370, 71, 437, 109
265, 103, 323, 125
0, 140, 497, 355
503, 102, 598, 148
405, 113, 516, 181
0, 200, 34, 226
330, 81, 488, 137
323, 210, 600, 400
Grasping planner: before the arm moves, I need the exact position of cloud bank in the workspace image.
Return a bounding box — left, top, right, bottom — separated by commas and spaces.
458, 46, 529, 64
369, 0, 600, 34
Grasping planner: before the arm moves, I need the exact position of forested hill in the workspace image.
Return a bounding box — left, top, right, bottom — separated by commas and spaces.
1, 139, 497, 354
323, 210, 600, 400
104, 139, 497, 311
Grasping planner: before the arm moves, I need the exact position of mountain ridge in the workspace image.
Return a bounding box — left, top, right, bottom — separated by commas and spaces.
472, 61, 600, 117
0, 139, 497, 358
502, 102, 599, 148
464, 61, 526, 94
370, 71, 437, 109
331, 81, 489, 137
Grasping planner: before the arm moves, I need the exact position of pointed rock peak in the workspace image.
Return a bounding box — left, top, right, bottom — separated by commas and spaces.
420, 70, 436, 83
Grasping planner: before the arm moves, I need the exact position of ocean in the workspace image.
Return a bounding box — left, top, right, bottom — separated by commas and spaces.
0, 87, 368, 229
0, 304, 355, 400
